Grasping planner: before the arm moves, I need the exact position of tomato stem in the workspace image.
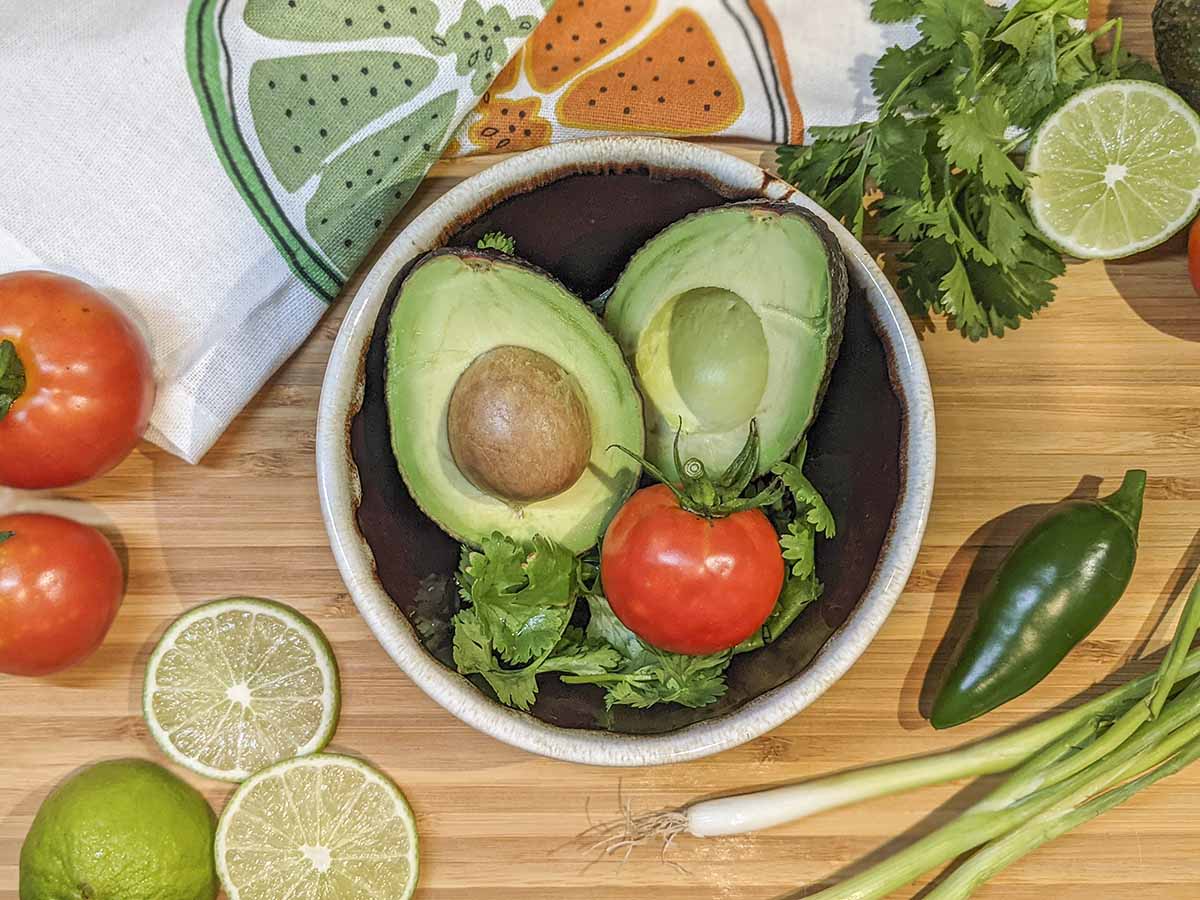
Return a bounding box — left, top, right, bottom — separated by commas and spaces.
610, 420, 784, 518
0, 531, 12, 545
0, 339, 26, 421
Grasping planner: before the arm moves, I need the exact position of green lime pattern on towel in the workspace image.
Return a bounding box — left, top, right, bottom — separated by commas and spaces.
186, 0, 549, 296
423, 0, 540, 94
244, 0, 440, 41
307, 90, 458, 272
249, 52, 437, 191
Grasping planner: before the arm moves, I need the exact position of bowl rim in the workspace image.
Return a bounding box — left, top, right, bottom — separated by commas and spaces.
316, 136, 936, 767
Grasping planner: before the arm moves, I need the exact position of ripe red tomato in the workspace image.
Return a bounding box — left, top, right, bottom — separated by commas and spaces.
0, 271, 155, 489
0, 514, 124, 676
600, 484, 785, 655
1189, 216, 1200, 297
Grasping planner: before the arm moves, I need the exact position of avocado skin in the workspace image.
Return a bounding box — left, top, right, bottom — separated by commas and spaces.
747, 201, 849, 415
1154, 0, 1200, 112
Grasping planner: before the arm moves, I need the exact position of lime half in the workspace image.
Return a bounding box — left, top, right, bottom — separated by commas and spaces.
144, 597, 340, 782
215, 753, 419, 900
1027, 80, 1200, 259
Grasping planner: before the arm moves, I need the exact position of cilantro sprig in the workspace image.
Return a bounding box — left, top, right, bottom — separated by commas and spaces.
777, 0, 1157, 339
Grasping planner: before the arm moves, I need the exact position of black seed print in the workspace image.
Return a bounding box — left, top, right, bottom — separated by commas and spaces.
370, 86, 378, 96
293, 144, 301, 153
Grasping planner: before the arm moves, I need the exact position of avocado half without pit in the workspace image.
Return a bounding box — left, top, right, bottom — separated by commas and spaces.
604, 201, 848, 480
384, 248, 644, 554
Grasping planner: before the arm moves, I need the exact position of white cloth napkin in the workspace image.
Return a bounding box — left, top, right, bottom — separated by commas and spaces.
0, 0, 913, 463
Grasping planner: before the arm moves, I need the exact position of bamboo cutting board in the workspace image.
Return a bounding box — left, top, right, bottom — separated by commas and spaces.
3, 3, 1198, 896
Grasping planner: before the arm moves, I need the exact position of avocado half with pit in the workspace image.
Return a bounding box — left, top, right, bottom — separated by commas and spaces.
604, 201, 848, 480
384, 248, 644, 553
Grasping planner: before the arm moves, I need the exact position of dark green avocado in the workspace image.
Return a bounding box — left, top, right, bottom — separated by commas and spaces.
1154, 0, 1200, 112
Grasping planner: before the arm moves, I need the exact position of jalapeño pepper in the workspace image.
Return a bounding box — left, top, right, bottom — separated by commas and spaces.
931, 470, 1147, 729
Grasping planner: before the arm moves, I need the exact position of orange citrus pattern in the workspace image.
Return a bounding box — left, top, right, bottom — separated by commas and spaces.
489, 49, 524, 97
525, 0, 656, 92
556, 9, 743, 134
469, 96, 553, 152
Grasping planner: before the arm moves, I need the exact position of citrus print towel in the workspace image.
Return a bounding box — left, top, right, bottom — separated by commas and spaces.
0, 1, 912, 464
188, 0, 551, 300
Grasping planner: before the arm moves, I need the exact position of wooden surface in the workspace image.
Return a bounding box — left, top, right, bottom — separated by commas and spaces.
3, 4, 1197, 897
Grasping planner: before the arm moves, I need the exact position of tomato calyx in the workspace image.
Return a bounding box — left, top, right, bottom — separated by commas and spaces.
0, 531, 11, 545
611, 419, 784, 518
0, 339, 26, 421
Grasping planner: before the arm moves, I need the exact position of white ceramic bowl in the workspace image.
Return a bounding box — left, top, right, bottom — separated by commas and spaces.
317, 137, 935, 766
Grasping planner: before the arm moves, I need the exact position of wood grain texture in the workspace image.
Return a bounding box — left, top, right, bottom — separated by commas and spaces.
3, 5, 1196, 897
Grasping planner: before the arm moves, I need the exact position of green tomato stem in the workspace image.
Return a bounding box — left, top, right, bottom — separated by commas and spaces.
0, 339, 27, 421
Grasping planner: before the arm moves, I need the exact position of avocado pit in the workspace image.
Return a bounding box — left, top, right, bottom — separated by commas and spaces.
447, 345, 592, 503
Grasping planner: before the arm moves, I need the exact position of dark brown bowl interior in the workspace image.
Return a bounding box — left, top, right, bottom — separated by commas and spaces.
349, 170, 904, 734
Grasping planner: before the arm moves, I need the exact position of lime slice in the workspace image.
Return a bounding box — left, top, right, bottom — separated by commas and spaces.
215, 754, 419, 900
1027, 80, 1200, 259
143, 597, 340, 782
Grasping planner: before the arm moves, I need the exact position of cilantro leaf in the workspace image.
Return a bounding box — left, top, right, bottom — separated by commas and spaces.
937, 95, 1025, 189
772, 461, 836, 538
872, 116, 929, 199
916, 0, 999, 49
458, 533, 577, 663
597, 652, 730, 710
780, 522, 815, 579
542, 628, 623, 676
452, 607, 541, 710
871, 0, 919, 23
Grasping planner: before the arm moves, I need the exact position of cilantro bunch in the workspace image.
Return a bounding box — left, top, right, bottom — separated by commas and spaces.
450, 442, 836, 712
777, 0, 1156, 339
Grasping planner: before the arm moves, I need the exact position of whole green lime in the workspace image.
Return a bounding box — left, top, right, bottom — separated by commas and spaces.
20, 759, 218, 900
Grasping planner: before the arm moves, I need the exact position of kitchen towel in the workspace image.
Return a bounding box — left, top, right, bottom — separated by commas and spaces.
0, 1, 913, 463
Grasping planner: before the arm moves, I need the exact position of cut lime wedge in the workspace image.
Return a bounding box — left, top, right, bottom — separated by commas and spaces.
215, 754, 419, 900
1027, 80, 1200, 259
143, 597, 340, 782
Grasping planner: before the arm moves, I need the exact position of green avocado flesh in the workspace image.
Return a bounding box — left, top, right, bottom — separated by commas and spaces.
604, 201, 848, 480
385, 249, 644, 553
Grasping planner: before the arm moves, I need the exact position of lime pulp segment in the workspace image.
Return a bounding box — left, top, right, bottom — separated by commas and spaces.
143, 597, 340, 782
1026, 80, 1200, 259
216, 754, 419, 900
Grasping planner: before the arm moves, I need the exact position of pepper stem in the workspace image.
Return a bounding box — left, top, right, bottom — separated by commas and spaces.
1098, 469, 1147, 540
0, 340, 26, 421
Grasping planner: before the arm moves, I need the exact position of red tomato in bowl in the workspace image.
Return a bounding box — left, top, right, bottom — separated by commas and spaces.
600, 484, 785, 655
1189, 216, 1200, 297
0, 514, 124, 676
0, 271, 155, 489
